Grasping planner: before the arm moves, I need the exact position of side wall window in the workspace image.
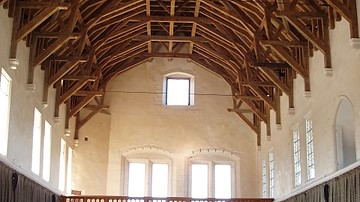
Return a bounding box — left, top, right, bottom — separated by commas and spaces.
31, 108, 42, 175
59, 138, 67, 191
269, 151, 275, 198
293, 128, 301, 186
262, 159, 267, 197
42, 121, 52, 181
305, 119, 315, 180
0, 69, 11, 156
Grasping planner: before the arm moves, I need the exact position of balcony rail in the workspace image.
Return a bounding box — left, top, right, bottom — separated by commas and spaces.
60, 196, 274, 202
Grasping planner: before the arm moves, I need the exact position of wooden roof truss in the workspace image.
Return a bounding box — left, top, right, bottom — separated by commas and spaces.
2, 0, 358, 146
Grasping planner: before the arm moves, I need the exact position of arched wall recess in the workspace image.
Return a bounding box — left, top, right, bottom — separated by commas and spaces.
335, 96, 356, 169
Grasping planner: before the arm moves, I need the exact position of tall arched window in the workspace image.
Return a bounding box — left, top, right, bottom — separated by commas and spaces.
188, 149, 240, 198
335, 97, 356, 169
164, 72, 194, 106
121, 146, 173, 197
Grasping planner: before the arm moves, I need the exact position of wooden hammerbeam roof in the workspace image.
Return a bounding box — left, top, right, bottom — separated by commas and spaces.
2, 0, 358, 146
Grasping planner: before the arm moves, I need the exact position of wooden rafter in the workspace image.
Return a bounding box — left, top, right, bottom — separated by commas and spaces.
4, 0, 358, 146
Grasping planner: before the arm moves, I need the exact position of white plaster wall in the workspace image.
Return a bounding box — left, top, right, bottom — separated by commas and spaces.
104, 58, 258, 197
0, 7, 73, 194
72, 110, 111, 194
257, 18, 360, 199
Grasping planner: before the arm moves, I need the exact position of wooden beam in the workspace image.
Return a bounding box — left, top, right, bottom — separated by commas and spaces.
17, 1, 70, 9
9, 7, 21, 59
47, 60, 82, 86
228, 108, 254, 113
59, 78, 89, 104
325, 0, 358, 38
75, 91, 105, 96
34, 32, 81, 38
257, 67, 291, 96
234, 95, 263, 100
78, 105, 104, 128
251, 61, 291, 68
156, 0, 170, 14
69, 94, 97, 117
33, 37, 71, 67
275, 88, 281, 125
146, 0, 152, 54
131, 15, 212, 23
63, 76, 97, 81
248, 84, 276, 109
168, 0, 175, 53
16, 7, 60, 42
137, 35, 206, 42
264, 44, 307, 78
235, 111, 260, 135
189, 0, 201, 54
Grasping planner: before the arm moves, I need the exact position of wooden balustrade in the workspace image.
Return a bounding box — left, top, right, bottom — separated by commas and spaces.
60, 196, 274, 202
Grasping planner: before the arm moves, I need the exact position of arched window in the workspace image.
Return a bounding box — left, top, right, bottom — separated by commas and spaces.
335, 97, 356, 169
163, 72, 194, 106
121, 145, 173, 197
188, 148, 240, 198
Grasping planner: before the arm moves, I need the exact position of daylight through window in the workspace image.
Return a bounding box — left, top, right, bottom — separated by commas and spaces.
59, 138, 66, 191
191, 163, 232, 198
42, 121, 51, 181
293, 128, 301, 186
31, 108, 42, 175
262, 159, 267, 197
269, 151, 275, 198
127, 161, 169, 197
0, 69, 11, 156
306, 119, 315, 180
166, 78, 190, 105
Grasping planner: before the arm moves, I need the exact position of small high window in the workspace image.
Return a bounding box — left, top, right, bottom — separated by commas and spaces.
166, 78, 190, 105
164, 72, 194, 106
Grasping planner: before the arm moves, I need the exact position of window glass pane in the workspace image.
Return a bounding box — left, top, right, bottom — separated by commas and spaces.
269, 151, 275, 198
262, 160, 267, 197
42, 121, 51, 181
0, 69, 11, 156
215, 165, 231, 198
166, 78, 190, 105
59, 139, 66, 191
66, 147, 73, 194
32, 108, 42, 175
293, 129, 301, 186
128, 163, 146, 197
191, 164, 208, 198
152, 164, 168, 197
306, 119, 315, 180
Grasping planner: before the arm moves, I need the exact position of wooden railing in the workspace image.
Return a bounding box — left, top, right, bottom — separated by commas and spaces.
60, 196, 274, 202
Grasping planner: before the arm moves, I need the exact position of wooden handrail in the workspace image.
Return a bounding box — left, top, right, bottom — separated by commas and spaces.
60, 196, 274, 202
